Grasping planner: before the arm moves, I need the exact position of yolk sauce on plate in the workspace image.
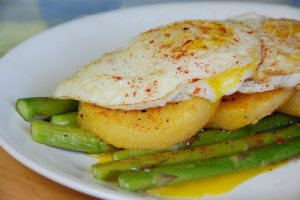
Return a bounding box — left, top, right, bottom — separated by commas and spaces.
147, 162, 285, 198
92, 153, 285, 198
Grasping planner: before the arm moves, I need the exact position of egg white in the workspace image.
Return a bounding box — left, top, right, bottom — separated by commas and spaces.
55, 19, 261, 110
233, 14, 300, 93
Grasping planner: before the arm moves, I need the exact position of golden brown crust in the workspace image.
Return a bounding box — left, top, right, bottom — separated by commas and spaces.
206, 89, 295, 131
78, 97, 218, 150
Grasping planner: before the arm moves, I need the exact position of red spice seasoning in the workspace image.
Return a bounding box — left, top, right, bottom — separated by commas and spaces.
182, 39, 192, 46
113, 75, 123, 81
199, 146, 206, 151
219, 26, 228, 34
192, 78, 201, 83
276, 137, 285, 143
145, 88, 151, 93
176, 66, 189, 74
193, 87, 201, 95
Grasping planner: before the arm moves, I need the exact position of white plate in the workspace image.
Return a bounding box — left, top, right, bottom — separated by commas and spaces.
1, 2, 300, 200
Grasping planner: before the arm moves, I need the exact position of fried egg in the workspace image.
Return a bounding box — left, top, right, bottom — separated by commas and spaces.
233, 14, 300, 93
55, 19, 261, 110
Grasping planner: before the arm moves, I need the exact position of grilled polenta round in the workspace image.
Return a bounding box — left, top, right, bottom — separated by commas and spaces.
278, 90, 300, 117
78, 97, 218, 150
206, 89, 295, 131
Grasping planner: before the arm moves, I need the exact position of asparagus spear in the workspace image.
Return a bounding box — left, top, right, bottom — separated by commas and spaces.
31, 120, 116, 153
50, 112, 78, 126
16, 97, 78, 121
112, 113, 299, 160
92, 125, 300, 180
193, 113, 300, 147
112, 139, 191, 161
118, 136, 300, 191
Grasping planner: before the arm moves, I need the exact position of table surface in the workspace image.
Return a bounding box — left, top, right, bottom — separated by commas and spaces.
0, 148, 98, 200
0, 0, 298, 199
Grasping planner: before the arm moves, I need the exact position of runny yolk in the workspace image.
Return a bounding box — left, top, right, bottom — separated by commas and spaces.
263, 19, 300, 62
90, 153, 113, 163
159, 21, 234, 56
185, 22, 234, 53
93, 153, 285, 198
206, 56, 259, 101
263, 19, 300, 39
147, 161, 286, 198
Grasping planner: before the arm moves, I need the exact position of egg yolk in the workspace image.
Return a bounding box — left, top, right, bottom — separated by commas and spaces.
206, 56, 259, 101
264, 19, 300, 63
90, 153, 113, 163
263, 19, 300, 39
185, 22, 233, 53
147, 161, 285, 198
160, 21, 234, 56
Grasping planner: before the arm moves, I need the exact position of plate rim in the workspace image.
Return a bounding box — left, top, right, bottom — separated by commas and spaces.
1, 1, 300, 200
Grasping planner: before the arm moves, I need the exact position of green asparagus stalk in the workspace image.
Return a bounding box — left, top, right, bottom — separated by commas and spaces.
118, 136, 300, 191
50, 112, 78, 126
112, 139, 192, 161
92, 125, 300, 180
16, 97, 78, 121
112, 113, 299, 161
31, 120, 117, 153
193, 113, 300, 147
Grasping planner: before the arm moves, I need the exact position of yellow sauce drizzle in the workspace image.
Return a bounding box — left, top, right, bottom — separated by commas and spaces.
89, 153, 113, 163
147, 162, 285, 198
91, 153, 285, 198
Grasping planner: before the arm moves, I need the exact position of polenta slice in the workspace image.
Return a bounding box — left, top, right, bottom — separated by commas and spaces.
206, 89, 295, 131
78, 97, 218, 150
278, 90, 300, 117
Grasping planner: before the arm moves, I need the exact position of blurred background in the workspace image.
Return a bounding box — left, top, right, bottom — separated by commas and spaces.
0, 0, 299, 57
